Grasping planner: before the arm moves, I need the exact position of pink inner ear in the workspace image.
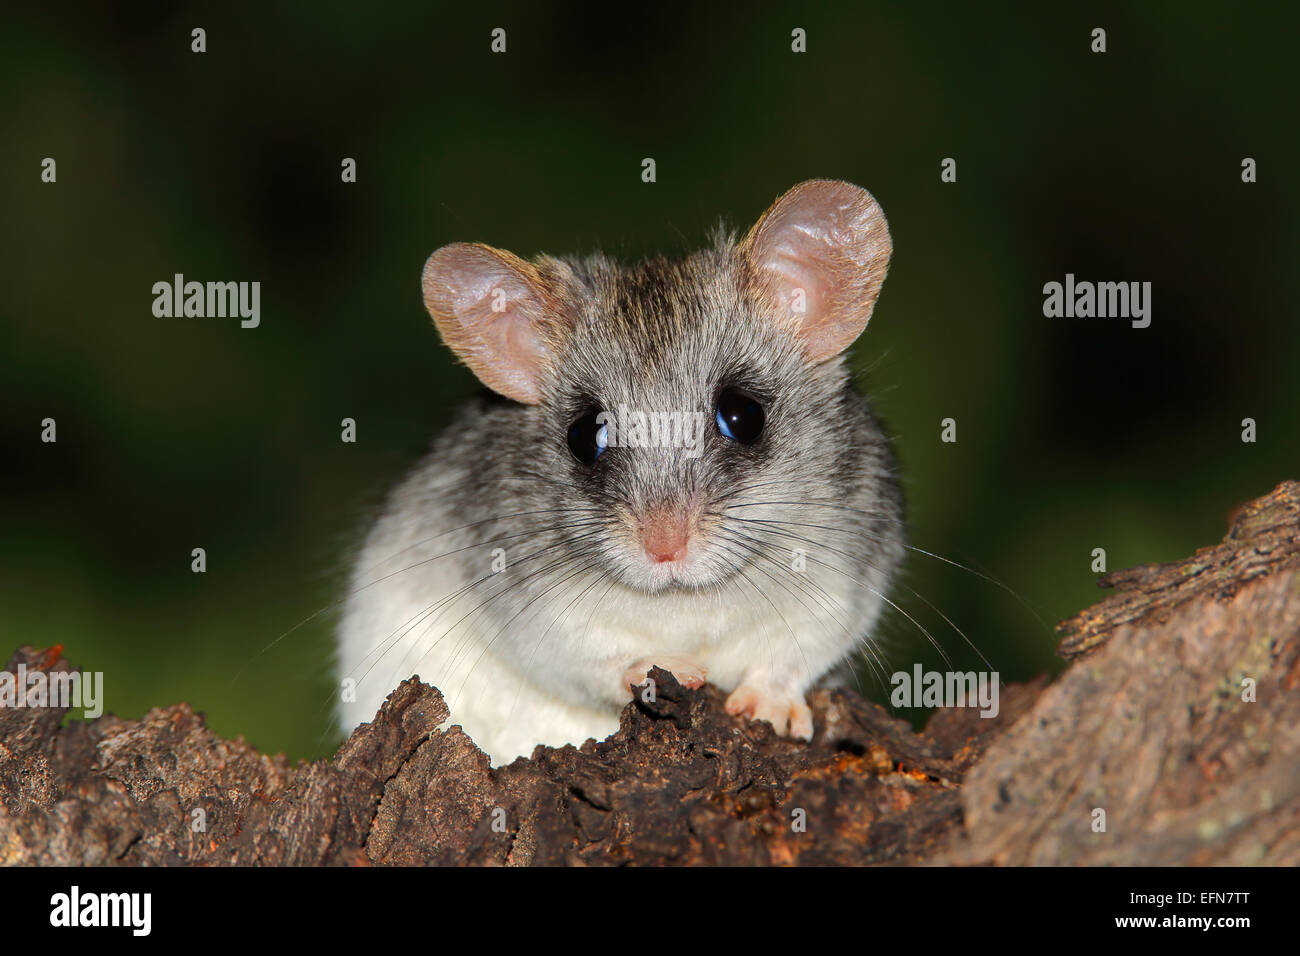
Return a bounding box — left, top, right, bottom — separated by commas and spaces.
767, 243, 835, 323
423, 244, 550, 405
744, 181, 892, 363
459, 294, 547, 402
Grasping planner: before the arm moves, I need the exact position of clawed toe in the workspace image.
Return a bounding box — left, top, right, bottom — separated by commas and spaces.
725, 685, 814, 740
622, 656, 707, 693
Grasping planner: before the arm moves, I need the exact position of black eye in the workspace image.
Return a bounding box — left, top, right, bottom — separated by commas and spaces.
715, 389, 765, 444
567, 410, 608, 465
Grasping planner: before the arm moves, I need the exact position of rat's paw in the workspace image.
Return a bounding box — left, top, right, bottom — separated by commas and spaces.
622, 657, 707, 693
725, 685, 814, 740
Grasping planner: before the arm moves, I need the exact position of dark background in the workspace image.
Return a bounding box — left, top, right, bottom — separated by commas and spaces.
3, 2, 1295, 759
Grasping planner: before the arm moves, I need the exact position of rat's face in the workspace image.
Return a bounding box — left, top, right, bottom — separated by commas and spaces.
534, 250, 865, 592
421, 180, 892, 594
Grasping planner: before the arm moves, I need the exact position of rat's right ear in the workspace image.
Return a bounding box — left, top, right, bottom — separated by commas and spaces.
422, 242, 555, 404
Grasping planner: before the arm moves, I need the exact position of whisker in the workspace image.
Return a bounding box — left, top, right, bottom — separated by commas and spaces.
722, 493, 1046, 632
340, 521, 609, 684
712, 527, 892, 692
452, 557, 606, 707
717, 519, 951, 679
380, 529, 609, 691
236, 509, 609, 686
322, 525, 609, 721
721, 515, 993, 674
502, 566, 614, 729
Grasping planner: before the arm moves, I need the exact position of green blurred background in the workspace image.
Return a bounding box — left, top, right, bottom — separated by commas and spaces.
3, 2, 1295, 759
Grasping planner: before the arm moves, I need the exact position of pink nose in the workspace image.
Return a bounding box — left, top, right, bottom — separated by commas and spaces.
642, 508, 690, 563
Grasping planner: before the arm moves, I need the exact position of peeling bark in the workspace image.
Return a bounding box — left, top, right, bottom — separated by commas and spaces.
2, 481, 1296, 865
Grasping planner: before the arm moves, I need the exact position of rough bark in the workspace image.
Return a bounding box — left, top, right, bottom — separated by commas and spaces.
2, 481, 1296, 866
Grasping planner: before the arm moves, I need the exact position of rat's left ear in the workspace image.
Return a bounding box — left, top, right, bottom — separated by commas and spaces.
740, 179, 892, 362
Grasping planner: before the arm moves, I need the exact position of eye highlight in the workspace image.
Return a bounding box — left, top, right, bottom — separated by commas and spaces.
567, 410, 608, 465
715, 388, 765, 444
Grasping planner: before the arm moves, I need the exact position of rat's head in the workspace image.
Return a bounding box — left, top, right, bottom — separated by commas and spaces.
421, 180, 893, 593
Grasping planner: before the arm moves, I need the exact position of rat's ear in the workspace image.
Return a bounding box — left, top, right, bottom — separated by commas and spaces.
740, 180, 892, 362
422, 242, 556, 404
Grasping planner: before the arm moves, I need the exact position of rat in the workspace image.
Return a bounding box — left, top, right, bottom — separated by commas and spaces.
335, 179, 904, 765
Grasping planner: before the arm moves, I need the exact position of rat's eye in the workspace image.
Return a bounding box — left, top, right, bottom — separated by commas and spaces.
715, 389, 765, 444
567, 410, 608, 465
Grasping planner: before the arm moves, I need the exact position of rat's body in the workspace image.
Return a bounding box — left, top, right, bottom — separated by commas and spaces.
337, 181, 904, 765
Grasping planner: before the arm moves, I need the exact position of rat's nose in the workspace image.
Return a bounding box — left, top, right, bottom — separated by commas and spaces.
642, 508, 690, 563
